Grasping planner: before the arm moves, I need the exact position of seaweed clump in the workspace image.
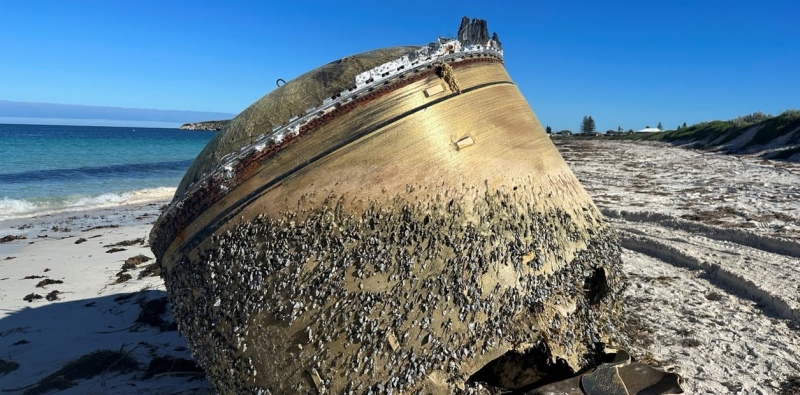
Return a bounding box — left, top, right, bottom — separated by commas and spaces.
138, 261, 161, 279
142, 356, 204, 379
23, 293, 42, 302
0, 358, 20, 376
22, 349, 138, 395
0, 235, 26, 243
115, 254, 153, 283
35, 279, 63, 288
45, 290, 61, 301
107, 238, 146, 247
136, 297, 177, 332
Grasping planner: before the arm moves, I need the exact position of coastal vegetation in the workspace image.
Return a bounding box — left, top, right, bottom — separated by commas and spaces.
555, 110, 800, 161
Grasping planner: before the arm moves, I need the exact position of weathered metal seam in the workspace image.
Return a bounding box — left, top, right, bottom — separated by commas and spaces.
152, 58, 504, 261
169, 80, 516, 263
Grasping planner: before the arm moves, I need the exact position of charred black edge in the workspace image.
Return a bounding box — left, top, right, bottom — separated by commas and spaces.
151, 57, 506, 262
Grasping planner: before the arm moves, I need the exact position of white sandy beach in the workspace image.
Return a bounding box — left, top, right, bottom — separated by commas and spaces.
1, 140, 798, 394
0, 201, 211, 394
556, 139, 800, 394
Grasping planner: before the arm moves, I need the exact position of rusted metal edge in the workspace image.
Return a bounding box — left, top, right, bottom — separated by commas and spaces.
151, 58, 508, 264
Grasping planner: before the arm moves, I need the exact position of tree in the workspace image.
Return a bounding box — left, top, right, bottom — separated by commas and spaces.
657, 121, 663, 130
682, 122, 687, 129
617, 126, 623, 133
733, 112, 771, 126
581, 115, 596, 134
545, 126, 552, 134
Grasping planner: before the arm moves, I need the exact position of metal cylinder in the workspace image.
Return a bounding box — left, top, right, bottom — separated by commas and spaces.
151, 22, 623, 394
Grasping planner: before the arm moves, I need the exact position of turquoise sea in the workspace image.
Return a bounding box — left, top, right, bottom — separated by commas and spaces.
0, 123, 215, 220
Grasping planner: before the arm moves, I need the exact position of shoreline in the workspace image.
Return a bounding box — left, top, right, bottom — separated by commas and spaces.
0, 199, 169, 254
0, 187, 178, 226
0, 199, 211, 394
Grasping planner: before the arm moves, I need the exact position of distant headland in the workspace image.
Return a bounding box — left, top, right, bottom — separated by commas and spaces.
178, 120, 230, 131
0, 100, 236, 128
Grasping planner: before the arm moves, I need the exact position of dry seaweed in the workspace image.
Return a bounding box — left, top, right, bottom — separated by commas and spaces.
115, 254, 153, 283
113, 292, 138, 303
0, 358, 20, 376
45, 290, 61, 301
107, 238, 145, 248
23, 293, 43, 302
22, 349, 138, 395
121, 254, 152, 270
142, 356, 204, 379
82, 225, 119, 232
35, 279, 63, 288
115, 273, 132, 284
620, 298, 657, 351
138, 262, 161, 279
0, 235, 26, 243
136, 297, 177, 332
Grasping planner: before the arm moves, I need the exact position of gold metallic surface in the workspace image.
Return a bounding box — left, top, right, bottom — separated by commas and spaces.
161, 61, 580, 265
153, 57, 624, 393
177, 47, 419, 196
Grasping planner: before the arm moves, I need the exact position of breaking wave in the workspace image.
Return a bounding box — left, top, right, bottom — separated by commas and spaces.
0, 187, 175, 221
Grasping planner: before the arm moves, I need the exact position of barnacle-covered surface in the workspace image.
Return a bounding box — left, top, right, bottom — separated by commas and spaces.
152, 19, 626, 394
165, 187, 623, 393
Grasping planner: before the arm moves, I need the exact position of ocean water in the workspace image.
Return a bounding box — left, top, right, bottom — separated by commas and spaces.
0, 124, 215, 220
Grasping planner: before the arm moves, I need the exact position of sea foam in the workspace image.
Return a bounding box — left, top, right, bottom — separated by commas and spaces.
0, 187, 175, 221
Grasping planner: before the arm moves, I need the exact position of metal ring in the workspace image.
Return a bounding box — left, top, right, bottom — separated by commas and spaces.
276, 79, 286, 87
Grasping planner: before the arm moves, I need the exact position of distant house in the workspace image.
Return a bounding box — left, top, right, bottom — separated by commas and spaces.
637, 126, 662, 133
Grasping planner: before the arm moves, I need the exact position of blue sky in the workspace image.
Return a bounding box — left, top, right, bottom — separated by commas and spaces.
1, 1, 798, 131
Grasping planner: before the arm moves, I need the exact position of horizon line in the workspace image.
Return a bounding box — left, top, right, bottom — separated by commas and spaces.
0, 117, 197, 129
